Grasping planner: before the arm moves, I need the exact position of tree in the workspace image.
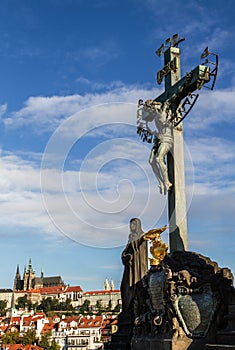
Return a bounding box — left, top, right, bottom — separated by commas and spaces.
37, 297, 59, 313
15, 295, 33, 310
2, 330, 20, 344
59, 298, 73, 311
96, 300, 102, 309
37, 297, 74, 314
79, 299, 90, 314
114, 303, 122, 313
49, 340, 60, 350
105, 300, 113, 312
0, 300, 7, 316
38, 331, 51, 350
107, 300, 112, 311
39, 332, 60, 350
22, 328, 36, 345
96, 300, 102, 315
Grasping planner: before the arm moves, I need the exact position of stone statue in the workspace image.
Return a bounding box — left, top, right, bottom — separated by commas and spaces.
137, 71, 196, 195
120, 218, 148, 313
141, 99, 174, 195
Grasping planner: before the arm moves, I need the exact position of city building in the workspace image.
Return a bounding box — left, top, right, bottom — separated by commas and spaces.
83, 289, 121, 310
14, 259, 64, 292
2, 344, 43, 350
0, 260, 121, 320
0, 290, 13, 310
0, 312, 117, 350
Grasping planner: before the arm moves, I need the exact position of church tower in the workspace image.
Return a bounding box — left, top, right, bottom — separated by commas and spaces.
23, 258, 36, 290
13, 264, 22, 291
104, 278, 110, 291
110, 279, 115, 291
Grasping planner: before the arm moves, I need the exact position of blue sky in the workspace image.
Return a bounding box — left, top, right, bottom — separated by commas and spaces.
0, 0, 235, 291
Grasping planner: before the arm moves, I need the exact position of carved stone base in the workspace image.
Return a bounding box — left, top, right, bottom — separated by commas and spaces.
217, 304, 235, 345
105, 312, 133, 350
108, 251, 235, 350
131, 251, 235, 349
131, 335, 212, 350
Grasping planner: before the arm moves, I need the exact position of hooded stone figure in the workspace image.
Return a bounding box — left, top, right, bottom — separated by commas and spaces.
121, 218, 148, 313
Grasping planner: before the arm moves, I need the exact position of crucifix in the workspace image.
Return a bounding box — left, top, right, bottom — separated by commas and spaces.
137, 34, 218, 252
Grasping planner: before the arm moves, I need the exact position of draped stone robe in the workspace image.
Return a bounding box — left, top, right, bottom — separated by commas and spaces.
121, 219, 148, 313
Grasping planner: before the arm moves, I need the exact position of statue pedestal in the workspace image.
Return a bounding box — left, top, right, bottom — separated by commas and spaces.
129, 251, 235, 350
131, 337, 173, 350
106, 312, 133, 350
131, 336, 210, 350
217, 304, 235, 345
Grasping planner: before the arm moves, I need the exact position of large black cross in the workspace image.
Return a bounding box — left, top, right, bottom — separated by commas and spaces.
153, 35, 214, 252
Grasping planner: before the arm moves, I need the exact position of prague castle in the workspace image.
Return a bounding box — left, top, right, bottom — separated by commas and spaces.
13, 258, 64, 291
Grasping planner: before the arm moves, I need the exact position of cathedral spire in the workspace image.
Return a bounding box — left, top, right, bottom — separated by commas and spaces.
110, 279, 115, 291
104, 278, 110, 291
28, 258, 32, 272
16, 264, 20, 278
13, 264, 21, 291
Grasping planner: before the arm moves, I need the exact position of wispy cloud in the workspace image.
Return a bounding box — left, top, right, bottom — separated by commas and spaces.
185, 88, 235, 130
79, 40, 119, 66
3, 85, 158, 133
1, 84, 235, 252
0, 104, 7, 119
76, 77, 125, 91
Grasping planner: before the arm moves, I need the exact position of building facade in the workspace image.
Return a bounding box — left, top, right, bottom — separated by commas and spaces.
83, 290, 121, 310
13, 259, 64, 292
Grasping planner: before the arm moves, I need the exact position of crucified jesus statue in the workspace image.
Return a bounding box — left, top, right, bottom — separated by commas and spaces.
140, 99, 176, 195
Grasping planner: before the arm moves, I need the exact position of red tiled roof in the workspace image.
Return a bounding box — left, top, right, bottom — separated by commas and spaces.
78, 316, 103, 329
84, 290, 120, 295
3, 344, 43, 350
31, 316, 44, 321
66, 286, 83, 292
39, 286, 64, 294
26, 289, 41, 294
39, 285, 82, 294
59, 316, 80, 324
15, 285, 83, 294
10, 317, 21, 324
41, 323, 57, 334
0, 325, 7, 333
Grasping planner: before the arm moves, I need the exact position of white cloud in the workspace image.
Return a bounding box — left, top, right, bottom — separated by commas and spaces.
0, 153, 41, 192
185, 88, 235, 130
188, 137, 235, 165
0, 153, 54, 233
3, 85, 158, 133
79, 40, 119, 65
4, 95, 84, 131
76, 77, 125, 91
185, 136, 235, 198
0, 136, 167, 248
0, 103, 7, 119
41, 120, 168, 247
146, 0, 223, 44
4, 81, 235, 140
1, 84, 235, 252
